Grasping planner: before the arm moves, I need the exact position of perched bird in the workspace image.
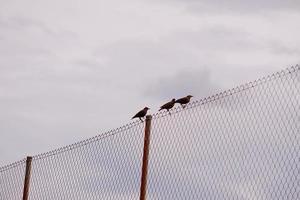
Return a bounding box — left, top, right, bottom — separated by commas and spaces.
132, 107, 150, 122
159, 99, 176, 115
175, 95, 193, 108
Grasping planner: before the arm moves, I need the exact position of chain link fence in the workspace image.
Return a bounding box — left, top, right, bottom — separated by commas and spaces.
0, 160, 26, 200
0, 65, 299, 199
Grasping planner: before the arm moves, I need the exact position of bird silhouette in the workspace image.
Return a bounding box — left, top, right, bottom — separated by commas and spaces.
175, 95, 193, 108
132, 107, 150, 122
159, 99, 176, 115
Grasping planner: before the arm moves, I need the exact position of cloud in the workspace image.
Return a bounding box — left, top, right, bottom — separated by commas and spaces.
267, 41, 300, 55
0, 15, 79, 61
159, 0, 300, 14
93, 25, 299, 99
144, 68, 220, 100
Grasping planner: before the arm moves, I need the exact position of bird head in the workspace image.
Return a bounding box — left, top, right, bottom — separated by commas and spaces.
144, 107, 150, 110
187, 95, 193, 99
171, 98, 176, 102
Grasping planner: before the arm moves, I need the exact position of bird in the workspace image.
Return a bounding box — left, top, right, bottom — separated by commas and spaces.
159, 99, 176, 115
175, 95, 193, 108
132, 107, 150, 122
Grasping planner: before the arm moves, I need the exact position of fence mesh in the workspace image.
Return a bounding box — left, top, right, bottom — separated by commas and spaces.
0, 160, 26, 200
148, 66, 299, 200
30, 122, 145, 200
0, 65, 299, 200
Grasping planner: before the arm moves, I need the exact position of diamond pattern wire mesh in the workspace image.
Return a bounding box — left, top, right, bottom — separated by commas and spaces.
0, 65, 299, 200
148, 66, 299, 200
0, 160, 26, 200
0, 121, 145, 200
29, 122, 145, 200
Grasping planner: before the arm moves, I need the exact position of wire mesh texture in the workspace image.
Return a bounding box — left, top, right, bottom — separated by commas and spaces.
148, 65, 299, 200
0, 160, 26, 200
0, 122, 145, 200
0, 65, 299, 200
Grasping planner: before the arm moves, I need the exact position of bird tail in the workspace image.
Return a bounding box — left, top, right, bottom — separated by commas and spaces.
159, 108, 162, 111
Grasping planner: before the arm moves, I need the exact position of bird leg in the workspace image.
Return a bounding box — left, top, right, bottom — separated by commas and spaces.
182, 104, 187, 109
139, 118, 143, 122
168, 110, 171, 115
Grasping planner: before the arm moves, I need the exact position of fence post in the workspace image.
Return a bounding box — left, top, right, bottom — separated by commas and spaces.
22, 156, 32, 200
139, 115, 152, 200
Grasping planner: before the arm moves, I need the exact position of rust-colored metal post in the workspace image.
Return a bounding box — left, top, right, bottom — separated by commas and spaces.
22, 156, 32, 200
139, 115, 152, 200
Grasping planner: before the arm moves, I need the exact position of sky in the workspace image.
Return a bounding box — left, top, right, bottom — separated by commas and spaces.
0, 0, 300, 166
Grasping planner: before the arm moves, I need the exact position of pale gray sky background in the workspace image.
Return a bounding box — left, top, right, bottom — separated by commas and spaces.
0, 0, 300, 165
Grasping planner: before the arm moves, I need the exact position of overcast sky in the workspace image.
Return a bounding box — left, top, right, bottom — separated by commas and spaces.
0, 0, 300, 166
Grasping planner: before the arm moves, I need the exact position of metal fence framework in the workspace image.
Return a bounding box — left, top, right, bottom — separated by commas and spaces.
0, 65, 299, 200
